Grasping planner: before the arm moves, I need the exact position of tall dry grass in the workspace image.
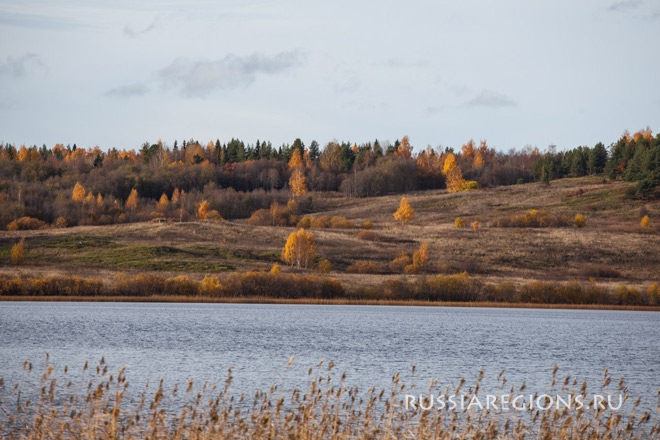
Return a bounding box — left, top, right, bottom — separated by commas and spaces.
1, 357, 658, 439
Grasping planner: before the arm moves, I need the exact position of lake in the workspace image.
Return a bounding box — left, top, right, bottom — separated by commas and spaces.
1, 302, 659, 411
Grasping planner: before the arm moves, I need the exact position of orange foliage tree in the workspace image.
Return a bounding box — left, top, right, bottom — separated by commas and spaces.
393, 197, 415, 225
282, 229, 316, 269
443, 153, 465, 192
71, 182, 86, 202
288, 149, 307, 197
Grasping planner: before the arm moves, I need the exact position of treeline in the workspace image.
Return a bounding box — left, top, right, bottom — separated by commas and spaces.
1, 128, 658, 229
0, 272, 659, 307
533, 127, 660, 198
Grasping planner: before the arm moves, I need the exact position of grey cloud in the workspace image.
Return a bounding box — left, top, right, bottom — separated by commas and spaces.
0, 53, 44, 78
465, 90, 517, 108
124, 16, 160, 38
105, 83, 151, 98
0, 12, 89, 30
607, 1, 643, 11
157, 50, 305, 97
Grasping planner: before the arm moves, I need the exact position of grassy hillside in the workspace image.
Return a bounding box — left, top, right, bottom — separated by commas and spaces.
1, 177, 659, 294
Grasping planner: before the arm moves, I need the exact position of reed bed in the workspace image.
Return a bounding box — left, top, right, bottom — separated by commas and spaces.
1, 356, 658, 439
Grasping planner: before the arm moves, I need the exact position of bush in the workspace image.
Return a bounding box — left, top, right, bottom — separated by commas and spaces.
318, 259, 332, 273
220, 272, 345, 299
199, 275, 223, 296
7, 216, 47, 231
459, 180, 480, 191
454, 218, 465, 228
114, 274, 165, 296
360, 221, 373, 229
640, 215, 650, 228
330, 216, 355, 229
164, 276, 199, 296
10, 239, 26, 265
404, 264, 419, 274
492, 210, 571, 228
356, 230, 378, 241
346, 261, 379, 274
574, 214, 586, 228
54, 217, 69, 228
389, 254, 411, 273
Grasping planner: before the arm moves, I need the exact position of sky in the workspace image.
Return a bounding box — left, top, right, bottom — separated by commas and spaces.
0, 0, 659, 152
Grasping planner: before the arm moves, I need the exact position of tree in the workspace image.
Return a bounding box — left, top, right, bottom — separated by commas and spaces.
157, 193, 169, 212
574, 214, 586, 228
394, 136, 413, 160
289, 169, 307, 197
414, 242, 429, 267
11, 238, 25, 265
443, 153, 465, 192
640, 215, 650, 228
472, 220, 480, 232
282, 228, 316, 269
126, 189, 139, 211
393, 197, 415, 225
197, 200, 210, 220
588, 142, 608, 174
72, 182, 86, 202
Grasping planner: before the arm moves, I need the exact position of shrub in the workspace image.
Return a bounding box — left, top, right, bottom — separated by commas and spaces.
640, 215, 650, 228
360, 221, 373, 229
493, 210, 571, 228
472, 220, 480, 232
6, 216, 47, 231
54, 217, 69, 228
199, 275, 223, 296
574, 214, 586, 228
459, 180, 480, 191
346, 261, 379, 274
164, 276, 198, 296
648, 283, 660, 305
616, 285, 641, 305
311, 215, 332, 228
389, 254, 411, 273
318, 259, 332, 273
220, 272, 345, 299
114, 274, 165, 296
330, 216, 355, 229
297, 216, 312, 229
404, 264, 419, 274
454, 218, 465, 228
10, 239, 26, 265
579, 265, 622, 279
270, 263, 281, 275
357, 230, 378, 241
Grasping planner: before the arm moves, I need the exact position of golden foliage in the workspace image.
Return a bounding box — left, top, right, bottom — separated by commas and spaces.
640, 215, 650, 228
360, 221, 373, 229
7, 217, 46, 231
171, 188, 180, 205
416, 242, 429, 267
356, 230, 377, 241
454, 217, 465, 228
404, 264, 419, 274
443, 153, 465, 192
157, 193, 169, 212
11, 238, 26, 265
389, 254, 411, 273
574, 214, 586, 228
270, 263, 281, 275
282, 229, 316, 269
394, 135, 413, 160
289, 169, 307, 197
54, 217, 68, 228
472, 220, 480, 232
393, 197, 414, 224
126, 189, 139, 211
71, 182, 86, 202
197, 200, 210, 220
288, 148, 303, 169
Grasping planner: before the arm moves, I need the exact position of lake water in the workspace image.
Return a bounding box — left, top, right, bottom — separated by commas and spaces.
1, 302, 659, 411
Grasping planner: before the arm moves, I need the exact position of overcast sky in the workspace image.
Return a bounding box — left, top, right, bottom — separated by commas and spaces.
1, 0, 659, 152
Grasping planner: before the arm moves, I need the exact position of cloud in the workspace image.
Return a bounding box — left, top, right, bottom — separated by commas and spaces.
465, 90, 517, 108
333, 77, 361, 93
0, 53, 44, 78
105, 83, 151, 98
0, 12, 89, 30
124, 16, 160, 38
607, 0, 643, 12
157, 50, 305, 97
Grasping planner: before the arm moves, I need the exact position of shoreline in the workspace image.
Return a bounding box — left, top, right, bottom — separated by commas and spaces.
1, 295, 659, 311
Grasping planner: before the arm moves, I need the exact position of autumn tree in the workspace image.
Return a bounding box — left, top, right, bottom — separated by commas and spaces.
413, 242, 429, 268
288, 148, 307, 197
282, 228, 316, 269
72, 182, 86, 202
394, 136, 413, 160
443, 153, 465, 192
197, 200, 210, 220
640, 215, 650, 228
393, 197, 415, 225
11, 238, 25, 265
126, 189, 139, 211
157, 193, 169, 212
574, 214, 586, 228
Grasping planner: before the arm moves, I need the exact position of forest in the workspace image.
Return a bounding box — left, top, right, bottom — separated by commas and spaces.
1, 128, 658, 230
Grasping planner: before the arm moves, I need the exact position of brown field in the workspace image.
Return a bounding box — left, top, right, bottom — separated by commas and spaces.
1, 176, 659, 301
